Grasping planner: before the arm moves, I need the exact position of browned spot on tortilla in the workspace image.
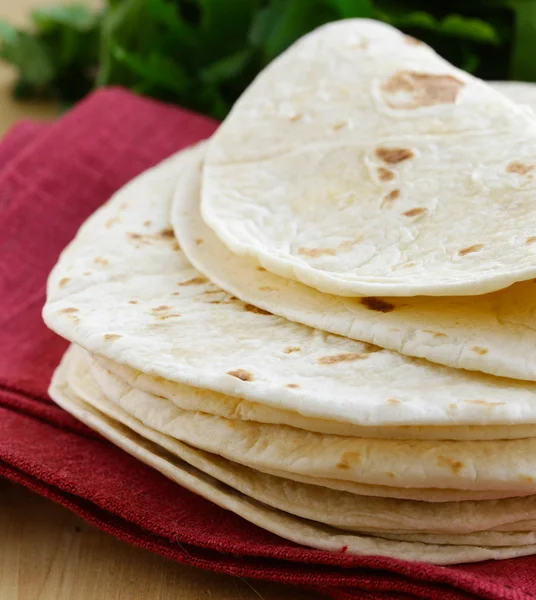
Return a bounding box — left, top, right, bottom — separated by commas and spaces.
381, 71, 464, 109
336, 452, 361, 470
244, 304, 272, 316
83, 271, 92, 276
103, 334, 122, 341
437, 456, 464, 474
526, 237, 536, 245
227, 369, 254, 382
143, 220, 152, 227
458, 244, 484, 256
94, 256, 109, 266
388, 398, 400, 405
171, 292, 181, 296
127, 230, 176, 246
404, 35, 423, 46
128, 232, 143, 240
361, 297, 395, 313
471, 346, 488, 355
385, 472, 396, 478
128, 300, 138, 304
376, 147, 414, 164
284, 347, 301, 354
519, 475, 535, 483
507, 161, 535, 176
466, 399, 506, 407
179, 277, 207, 286
381, 189, 400, 208
286, 383, 300, 389
423, 330, 447, 338
159, 228, 175, 239
156, 313, 181, 320
152, 305, 172, 312
59, 277, 71, 288
105, 217, 120, 229
318, 353, 367, 365
403, 207, 427, 218
171, 241, 180, 251
297, 246, 337, 258
195, 238, 204, 245
59, 307, 79, 314
204, 290, 222, 295
449, 403, 457, 410
259, 286, 276, 291
332, 121, 347, 131
378, 167, 395, 181
289, 114, 302, 122
256, 266, 266, 272
362, 343, 382, 353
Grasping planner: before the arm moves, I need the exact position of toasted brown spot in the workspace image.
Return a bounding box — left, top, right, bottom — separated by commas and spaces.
403, 207, 427, 218
332, 121, 347, 131
284, 347, 301, 354
204, 290, 222, 295
171, 292, 181, 296
376, 147, 414, 164
128, 300, 138, 304
519, 475, 535, 483
104, 334, 122, 341
94, 256, 109, 266
404, 35, 423, 46
318, 353, 367, 365
179, 277, 207, 286
289, 114, 302, 122
59, 277, 71, 289
156, 313, 181, 320
362, 343, 382, 353
459, 244, 484, 256
256, 266, 266, 272
387, 398, 400, 405
466, 400, 506, 407
83, 272, 92, 276
128, 232, 143, 240
384, 471, 396, 478
152, 305, 172, 312
195, 238, 204, 245
471, 346, 488, 356
171, 241, 180, 251
361, 297, 395, 313
297, 246, 337, 258
378, 167, 395, 181
527, 237, 536, 245
227, 369, 254, 382
449, 403, 457, 410
507, 161, 534, 176
336, 452, 361, 470
259, 286, 276, 292
244, 304, 272, 316
143, 220, 152, 227
286, 383, 300, 389
159, 228, 174, 239
105, 217, 120, 229
437, 456, 464, 475
59, 307, 79, 314
381, 71, 464, 109
381, 189, 400, 208
423, 330, 447, 338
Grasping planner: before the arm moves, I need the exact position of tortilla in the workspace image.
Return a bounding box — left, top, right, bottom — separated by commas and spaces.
42, 150, 536, 430
202, 19, 536, 297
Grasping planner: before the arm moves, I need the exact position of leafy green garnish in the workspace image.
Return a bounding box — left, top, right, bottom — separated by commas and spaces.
0, 0, 531, 118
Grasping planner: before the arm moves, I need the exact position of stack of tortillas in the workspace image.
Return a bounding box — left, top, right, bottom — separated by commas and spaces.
43, 20, 536, 565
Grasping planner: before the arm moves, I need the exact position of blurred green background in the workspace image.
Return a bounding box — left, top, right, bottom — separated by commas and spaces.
1, 0, 535, 120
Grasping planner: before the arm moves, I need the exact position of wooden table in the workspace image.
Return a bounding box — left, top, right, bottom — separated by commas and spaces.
0, 1, 321, 598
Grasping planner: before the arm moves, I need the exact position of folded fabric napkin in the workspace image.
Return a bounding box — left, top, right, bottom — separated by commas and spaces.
1, 88, 535, 600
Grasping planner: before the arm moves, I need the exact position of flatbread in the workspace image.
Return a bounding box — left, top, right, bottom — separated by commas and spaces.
202, 19, 536, 297
49, 349, 536, 560
82, 347, 536, 494
176, 129, 536, 384
42, 150, 536, 430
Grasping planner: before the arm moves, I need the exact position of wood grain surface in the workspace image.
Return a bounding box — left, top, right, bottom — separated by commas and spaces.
0, 1, 323, 598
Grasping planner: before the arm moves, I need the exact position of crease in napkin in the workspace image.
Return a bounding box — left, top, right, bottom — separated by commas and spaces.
0, 87, 534, 600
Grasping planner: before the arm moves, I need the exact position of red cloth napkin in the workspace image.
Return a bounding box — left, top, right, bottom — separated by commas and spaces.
1, 89, 535, 600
